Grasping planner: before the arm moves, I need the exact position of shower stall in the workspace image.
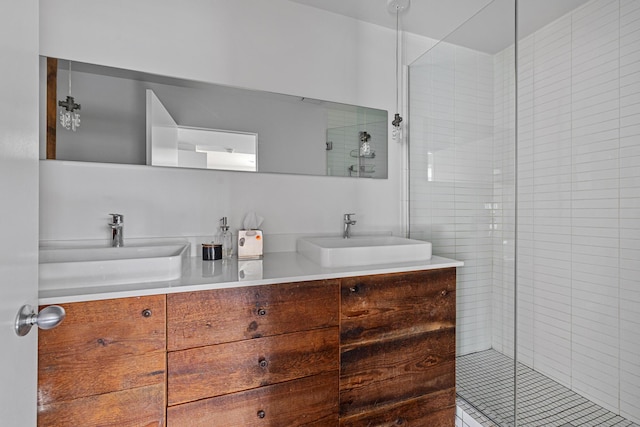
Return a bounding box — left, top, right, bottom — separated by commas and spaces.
408, 0, 640, 425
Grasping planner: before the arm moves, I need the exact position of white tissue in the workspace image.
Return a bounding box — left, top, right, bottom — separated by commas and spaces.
242, 212, 264, 230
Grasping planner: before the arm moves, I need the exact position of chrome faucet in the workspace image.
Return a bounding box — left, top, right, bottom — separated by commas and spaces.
343, 213, 356, 239
109, 213, 124, 247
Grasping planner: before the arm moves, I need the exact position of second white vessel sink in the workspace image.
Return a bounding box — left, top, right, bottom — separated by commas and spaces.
296, 236, 432, 268
39, 243, 190, 290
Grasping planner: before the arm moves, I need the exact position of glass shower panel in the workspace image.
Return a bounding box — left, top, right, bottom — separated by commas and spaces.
408, 0, 516, 425
410, 0, 640, 425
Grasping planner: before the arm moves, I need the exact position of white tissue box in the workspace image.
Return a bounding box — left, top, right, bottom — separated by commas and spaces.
238, 229, 263, 259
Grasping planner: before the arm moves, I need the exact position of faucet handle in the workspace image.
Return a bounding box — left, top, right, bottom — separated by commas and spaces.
344, 213, 356, 224
109, 213, 124, 224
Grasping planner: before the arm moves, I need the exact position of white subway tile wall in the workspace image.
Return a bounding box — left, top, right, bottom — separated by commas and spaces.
410, 0, 640, 423
508, 0, 640, 421
619, 0, 640, 422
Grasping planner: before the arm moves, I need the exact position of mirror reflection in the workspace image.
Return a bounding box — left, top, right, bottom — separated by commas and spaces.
41, 58, 388, 178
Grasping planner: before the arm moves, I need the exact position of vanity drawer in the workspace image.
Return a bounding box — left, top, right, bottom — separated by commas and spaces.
339, 388, 456, 427
167, 279, 339, 351
168, 327, 339, 405
340, 328, 455, 417
38, 295, 166, 405
167, 372, 339, 427
340, 268, 456, 345
37, 383, 165, 427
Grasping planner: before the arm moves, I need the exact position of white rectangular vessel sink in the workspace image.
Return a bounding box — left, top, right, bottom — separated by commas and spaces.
39, 243, 189, 290
296, 236, 432, 268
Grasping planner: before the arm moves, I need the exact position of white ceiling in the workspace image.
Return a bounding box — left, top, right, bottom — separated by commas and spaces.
288, 0, 590, 54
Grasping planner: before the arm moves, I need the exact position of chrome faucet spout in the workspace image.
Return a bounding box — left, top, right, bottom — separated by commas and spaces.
343, 213, 356, 239
109, 213, 124, 247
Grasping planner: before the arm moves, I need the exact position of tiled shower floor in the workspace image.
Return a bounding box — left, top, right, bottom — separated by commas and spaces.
456, 349, 640, 427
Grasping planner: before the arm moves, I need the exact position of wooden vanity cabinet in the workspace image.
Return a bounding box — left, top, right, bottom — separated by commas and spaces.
36, 267, 457, 426
339, 268, 457, 426
37, 295, 167, 427
166, 279, 341, 426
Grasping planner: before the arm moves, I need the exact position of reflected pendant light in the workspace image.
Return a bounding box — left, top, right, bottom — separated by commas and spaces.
388, 0, 409, 140
58, 61, 81, 131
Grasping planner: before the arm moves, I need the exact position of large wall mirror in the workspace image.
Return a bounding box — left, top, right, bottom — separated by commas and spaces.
41, 57, 388, 178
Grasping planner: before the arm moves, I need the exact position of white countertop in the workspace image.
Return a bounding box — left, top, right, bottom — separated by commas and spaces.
38, 252, 463, 305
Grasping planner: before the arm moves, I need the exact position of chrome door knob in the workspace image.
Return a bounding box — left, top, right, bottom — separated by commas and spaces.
15, 304, 66, 337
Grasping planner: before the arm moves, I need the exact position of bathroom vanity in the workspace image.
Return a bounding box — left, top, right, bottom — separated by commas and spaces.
36, 253, 461, 426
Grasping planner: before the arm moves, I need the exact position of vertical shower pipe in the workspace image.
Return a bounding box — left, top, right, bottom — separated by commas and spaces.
513, 0, 520, 425
389, 0, 410, 237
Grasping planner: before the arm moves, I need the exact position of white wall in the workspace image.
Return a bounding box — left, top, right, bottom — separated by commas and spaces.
492, 0, 640, 422
38, 0, 433, 247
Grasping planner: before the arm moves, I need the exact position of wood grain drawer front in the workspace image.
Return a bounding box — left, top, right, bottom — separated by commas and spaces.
167, 372, 339, 427
340, 269, 455, 345
168, 327, 339, 405
340, 328, 455, 417
339, 388, 455, 427
37, 383, 165, 427
38, 295, 166, 406
167, 279, 339, 351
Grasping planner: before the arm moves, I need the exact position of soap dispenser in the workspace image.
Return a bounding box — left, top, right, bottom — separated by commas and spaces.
218, 217, 233, 259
